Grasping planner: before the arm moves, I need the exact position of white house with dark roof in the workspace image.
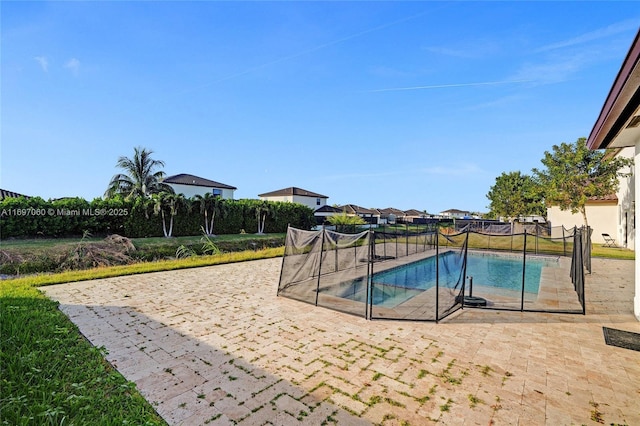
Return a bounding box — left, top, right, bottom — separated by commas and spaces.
440, 208, 471, 219
163, 174, 236, 199
378, 207, 406, 224
585, 29, 638, 320
339, 204, 380, 224
258, 187, 328, 210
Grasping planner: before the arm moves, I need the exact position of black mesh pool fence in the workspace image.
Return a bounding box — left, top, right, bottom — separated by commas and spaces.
277, 224, 589, 321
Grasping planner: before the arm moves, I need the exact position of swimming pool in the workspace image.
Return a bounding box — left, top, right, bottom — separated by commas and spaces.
335, 251, 558, 308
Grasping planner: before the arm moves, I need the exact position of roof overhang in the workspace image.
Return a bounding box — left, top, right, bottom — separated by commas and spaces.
587, 29, 640, 150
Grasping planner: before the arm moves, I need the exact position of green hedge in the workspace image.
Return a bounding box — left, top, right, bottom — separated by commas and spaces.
0, 196, 315, 239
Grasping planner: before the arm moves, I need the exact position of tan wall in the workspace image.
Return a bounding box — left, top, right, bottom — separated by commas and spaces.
260, 195, 326, 211
167, 183, 235, 200
547, 204, 619, 246
616, 147, 635, 251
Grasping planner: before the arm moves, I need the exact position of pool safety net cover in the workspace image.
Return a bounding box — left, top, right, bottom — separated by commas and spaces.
278, 225, 588, 321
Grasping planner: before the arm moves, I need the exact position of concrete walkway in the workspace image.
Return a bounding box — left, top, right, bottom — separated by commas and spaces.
42, 257, 639, 425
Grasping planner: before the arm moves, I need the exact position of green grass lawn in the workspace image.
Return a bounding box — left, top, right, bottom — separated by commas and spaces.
1, 280, 168, 425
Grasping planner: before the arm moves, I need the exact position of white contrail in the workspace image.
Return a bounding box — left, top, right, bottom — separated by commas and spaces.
179, 8, 438, 94
364, 79, 534, 93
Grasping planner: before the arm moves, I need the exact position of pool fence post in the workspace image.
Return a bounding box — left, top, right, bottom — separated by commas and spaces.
383, 223, 387, 259
521, 232, 527, 312
315, 226, 326, 307
435, 225, 440, 321
367, 227, 373, 319
277, 224, 291, 296
405, 222, 409, 257
463, 227, 470, 302
395, 225, 398, 259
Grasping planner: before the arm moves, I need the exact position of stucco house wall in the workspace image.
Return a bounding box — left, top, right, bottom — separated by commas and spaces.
615, 146, 635, 250
166, 183, 235, 200
259, 194, 326, 210
258, 187, 328, 211
547, 203, 618, 244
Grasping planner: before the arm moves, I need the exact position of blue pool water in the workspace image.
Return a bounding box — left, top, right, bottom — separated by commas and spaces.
337, 252, 558, 307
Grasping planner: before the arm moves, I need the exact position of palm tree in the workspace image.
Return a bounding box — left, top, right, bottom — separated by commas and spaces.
327, 211, 366, 233
255, 200, 273, 235
152, 192, 187, 237
105, 146, 173, 199
194, 193, 225, 236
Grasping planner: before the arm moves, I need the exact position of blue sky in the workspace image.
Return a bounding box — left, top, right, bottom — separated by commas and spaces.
2, 2, 638, 214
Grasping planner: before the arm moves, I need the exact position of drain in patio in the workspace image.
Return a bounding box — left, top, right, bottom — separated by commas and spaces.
602, 327, 640, 352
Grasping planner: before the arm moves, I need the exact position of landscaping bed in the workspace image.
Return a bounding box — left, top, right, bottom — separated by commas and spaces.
0, 233, 285, 276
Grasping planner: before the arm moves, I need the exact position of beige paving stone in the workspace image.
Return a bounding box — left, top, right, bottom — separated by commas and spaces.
40, 257, 639, 425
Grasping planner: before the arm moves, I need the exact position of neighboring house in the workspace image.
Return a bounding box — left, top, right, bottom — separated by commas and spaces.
515, 215, 547, 223
440, 209, 471, 219
403, 209, 427, 223
547, 147, 635, 249
378, 207, 406, 224
258, 187, 328, 211
314, 204, 344, 225
585, 28, 638, 321
340, 204, 380, 224
163, 174, 236, 199
0, 189, 31, 200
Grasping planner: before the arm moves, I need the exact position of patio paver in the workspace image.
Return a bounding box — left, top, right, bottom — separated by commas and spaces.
42, 257, 640, 425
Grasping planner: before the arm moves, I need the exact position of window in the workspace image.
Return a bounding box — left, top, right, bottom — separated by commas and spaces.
316, 198, 321, 206
212, 189, 222, 197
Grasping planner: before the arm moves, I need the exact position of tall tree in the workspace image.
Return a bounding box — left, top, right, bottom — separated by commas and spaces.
194, 193, 226, 236
105, 146, 173, 199
532, 137, 633, 227
255, 200, 273, 235
152, 192, 187, 237
486, 171, 545, 221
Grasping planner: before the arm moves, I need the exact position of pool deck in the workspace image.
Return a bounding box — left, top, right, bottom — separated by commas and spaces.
42, 257, 639, 425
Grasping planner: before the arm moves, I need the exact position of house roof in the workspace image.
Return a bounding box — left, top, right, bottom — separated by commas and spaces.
258, 187, 328, 198
315, 205, 344, 213
378, 207, 406, 216
587, 194, 619, 203
340, 204, 378, 215
163, 174, 236, 190
441, 208, 469, 214
404, 209, 425, 217
587, 29, 640, 150
0, 188, 30, 200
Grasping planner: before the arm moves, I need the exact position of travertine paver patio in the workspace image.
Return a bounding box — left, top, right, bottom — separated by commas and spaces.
42, 257, 639, 425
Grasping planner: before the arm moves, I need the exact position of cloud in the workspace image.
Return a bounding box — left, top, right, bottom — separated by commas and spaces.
510, 53, 587, 85
64, 58, 80, 75
419, 163, 485, 178
178, 9, 433, 95
535, 19, 640, 53
465, 94, 527, 111
322, 163, 486, 181
363, 79, 533, 93
424, 38, 501, 59
321, 170, 402, 181
34, 56, 48, 72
